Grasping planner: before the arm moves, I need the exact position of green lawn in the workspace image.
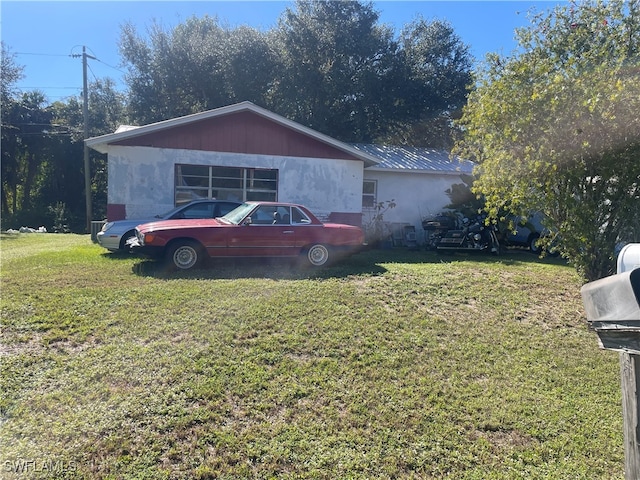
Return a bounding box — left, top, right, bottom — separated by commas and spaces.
0, 233, 624, 479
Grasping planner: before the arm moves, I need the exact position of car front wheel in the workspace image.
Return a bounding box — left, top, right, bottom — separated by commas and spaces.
120, 230, 136, 250
304, 244, 330, 267
167, 240, 204, 270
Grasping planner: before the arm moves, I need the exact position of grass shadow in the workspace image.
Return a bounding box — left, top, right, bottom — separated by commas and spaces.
435, 248, 568, 267
359, 246, 568, 267
128, 246, 567, 280
131, 254, 388, 280
99, 250, 139, 260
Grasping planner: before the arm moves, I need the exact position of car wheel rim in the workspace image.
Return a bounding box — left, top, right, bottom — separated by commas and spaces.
308, 245, 329, 266
174, 246, 198, 269
530, 236, 541, 253
121, 232, 135, 250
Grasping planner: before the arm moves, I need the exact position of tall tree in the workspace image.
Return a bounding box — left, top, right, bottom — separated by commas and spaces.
0, 42, 23, 107
2, 39, 129, 230
456, 0, 640, 281
13, 92, 52, 211
273, 0, 398, 142
117, 2, 472, 146
1, 43, 25, 217
120, 15, 278, 124
1, 64, 126, 230
47, 78, 127, 223
1, 90, 52, 219
384, 17, 473, 148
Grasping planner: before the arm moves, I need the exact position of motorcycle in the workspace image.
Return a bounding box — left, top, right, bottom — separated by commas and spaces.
435, 213, 500, 255
422, 213, 458, 250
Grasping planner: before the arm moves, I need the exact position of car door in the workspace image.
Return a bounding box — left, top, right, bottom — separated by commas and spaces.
227, 205, 297, 257
288, 205, 319, 249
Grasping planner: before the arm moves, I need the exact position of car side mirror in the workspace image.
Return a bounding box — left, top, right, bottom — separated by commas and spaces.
243, 217, 252, 226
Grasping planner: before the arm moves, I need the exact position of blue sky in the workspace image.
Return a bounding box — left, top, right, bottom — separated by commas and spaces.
2, 1, 566, 102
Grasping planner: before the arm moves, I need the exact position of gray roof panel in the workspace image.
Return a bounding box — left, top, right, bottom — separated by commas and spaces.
351, 144, 475, 174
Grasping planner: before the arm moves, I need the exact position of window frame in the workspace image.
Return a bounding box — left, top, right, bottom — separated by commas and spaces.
175, 164, 278, 205
362, 179, 378, 209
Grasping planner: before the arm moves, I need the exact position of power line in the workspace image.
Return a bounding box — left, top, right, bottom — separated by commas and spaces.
87, 62, 99, 83
15, 46, 126, 100
18, 86, 80, 90
16, 49, 126, 75
15, 52, 71, 57
94, 58, 127, 75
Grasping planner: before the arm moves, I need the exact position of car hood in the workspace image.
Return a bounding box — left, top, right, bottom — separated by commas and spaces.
136, 218, 225, 233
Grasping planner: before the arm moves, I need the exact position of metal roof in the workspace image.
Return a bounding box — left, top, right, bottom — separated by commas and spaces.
351, 143, 475, 175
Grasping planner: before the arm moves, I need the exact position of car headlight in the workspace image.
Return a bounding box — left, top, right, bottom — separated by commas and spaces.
101, 222, 114, 233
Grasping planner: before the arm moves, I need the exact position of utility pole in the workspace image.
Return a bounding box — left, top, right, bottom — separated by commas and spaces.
82, 46, 96, 232
75, 46, 96, 232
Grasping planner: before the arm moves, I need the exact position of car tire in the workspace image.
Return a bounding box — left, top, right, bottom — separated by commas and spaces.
490, 232, 501, 255
529, 234, 542, 254
304, 244, 330, 267
120, 230, 136, 250
167, 240, 204, 270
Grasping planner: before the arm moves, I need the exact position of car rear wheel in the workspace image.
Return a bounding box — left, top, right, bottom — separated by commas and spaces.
167, 240, 204, 270
529, 234, 542, 254
304, 244, 330, 267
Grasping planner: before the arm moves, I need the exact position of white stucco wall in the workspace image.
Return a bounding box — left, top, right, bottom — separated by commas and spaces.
363, 169, 465, 244
106, 146, 364, 219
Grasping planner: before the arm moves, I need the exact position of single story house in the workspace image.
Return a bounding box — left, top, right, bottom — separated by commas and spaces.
86, 101, 474, 245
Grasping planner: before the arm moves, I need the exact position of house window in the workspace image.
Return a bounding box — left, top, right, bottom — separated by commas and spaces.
362, 180, 377, 208
175, 165, 278, 205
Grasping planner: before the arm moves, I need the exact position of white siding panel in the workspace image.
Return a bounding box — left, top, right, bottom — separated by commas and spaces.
363, 170, 464, 243
107, 146, 363, 219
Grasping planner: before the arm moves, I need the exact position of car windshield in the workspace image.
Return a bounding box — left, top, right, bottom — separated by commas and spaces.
220, 203, 256, 225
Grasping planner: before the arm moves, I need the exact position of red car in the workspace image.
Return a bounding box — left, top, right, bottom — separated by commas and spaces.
130, 202, 366, 270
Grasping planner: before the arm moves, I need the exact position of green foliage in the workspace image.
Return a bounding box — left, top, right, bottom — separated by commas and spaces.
1, 91, 58, 218
118, 1, 472, 145
47, 202, 71, 233
456, 0, 640, 281
49, 79, 126, 221
0, 42, 23, 105
443, 173, 485, 218
0, 235, 623, 479
1, 56, 124, 230
120, 15, 278, 124
383, 17, 472, 148
273, 0, 397, 142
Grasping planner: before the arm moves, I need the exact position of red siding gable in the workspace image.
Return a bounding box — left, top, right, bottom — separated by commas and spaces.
113, 111, 359, 161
